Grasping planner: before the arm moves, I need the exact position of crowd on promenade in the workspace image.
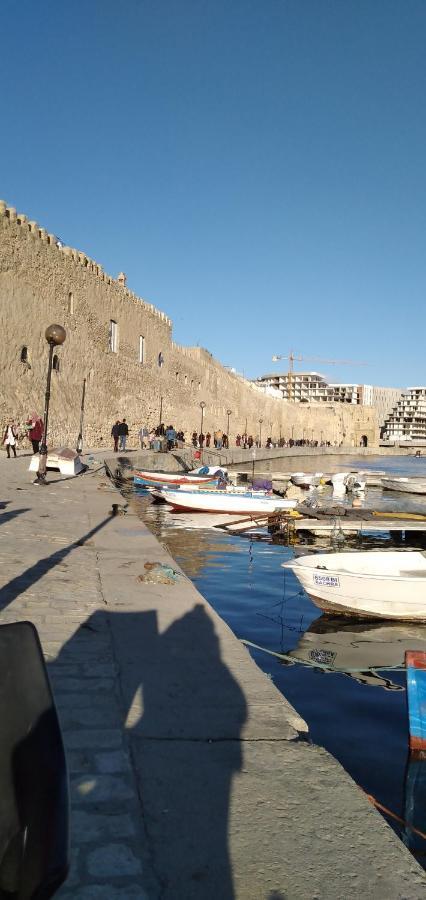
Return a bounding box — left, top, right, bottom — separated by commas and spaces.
110, 419, 339, 453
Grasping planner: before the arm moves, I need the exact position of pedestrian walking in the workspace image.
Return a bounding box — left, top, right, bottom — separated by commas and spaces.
139, 425, 149, 449
205, 432, 211, 448
236, 434, 241, 447
3, 422, 18, 458
216, 429, 223, 449
111, 420, 120, 453
118, 418, 129, 451
198, 432, 205, 448
192, 431, 198, 447
166, 424, 176, 451
26, 412, 44, 454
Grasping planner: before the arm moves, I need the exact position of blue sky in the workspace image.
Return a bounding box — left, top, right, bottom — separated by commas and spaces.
1, 0, 426, 387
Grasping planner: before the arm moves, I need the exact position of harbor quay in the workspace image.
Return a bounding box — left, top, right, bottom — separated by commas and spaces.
1, 454, 426, 898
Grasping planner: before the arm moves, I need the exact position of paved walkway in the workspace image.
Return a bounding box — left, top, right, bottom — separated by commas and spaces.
0, 452, 425, 898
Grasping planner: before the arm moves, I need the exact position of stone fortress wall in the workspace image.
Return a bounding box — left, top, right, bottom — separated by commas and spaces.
0, 200, 378, 448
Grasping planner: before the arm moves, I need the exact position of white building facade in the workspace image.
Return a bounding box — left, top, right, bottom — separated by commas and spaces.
382, 388, 426, 442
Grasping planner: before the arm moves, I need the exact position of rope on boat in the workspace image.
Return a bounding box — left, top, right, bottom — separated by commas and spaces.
364, 792, 426, 842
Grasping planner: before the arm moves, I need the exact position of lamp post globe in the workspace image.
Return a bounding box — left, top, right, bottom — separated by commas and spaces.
35, 324, 67, 484
45, 324, 66, 346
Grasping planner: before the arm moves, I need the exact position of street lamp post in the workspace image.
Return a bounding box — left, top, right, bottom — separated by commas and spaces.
200, 401, 206, 459
76, 377, 86, 455
258, 418, 263, 447
35, 324, 66, 484
226, 408, 232, 439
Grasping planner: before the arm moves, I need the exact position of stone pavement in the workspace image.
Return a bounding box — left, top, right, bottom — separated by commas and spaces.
0, 452, 426, 899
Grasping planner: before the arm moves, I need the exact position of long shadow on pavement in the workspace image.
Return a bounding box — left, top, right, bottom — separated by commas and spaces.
0, 516, 111, 613
52, 604, 247, 899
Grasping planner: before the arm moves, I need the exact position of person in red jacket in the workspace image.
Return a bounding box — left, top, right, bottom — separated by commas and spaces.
26, 413, 44, 454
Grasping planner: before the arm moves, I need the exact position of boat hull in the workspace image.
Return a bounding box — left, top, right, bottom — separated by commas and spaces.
134, 471, 218, 489
382, 478, 426, 494
283, 551, 426, 621
151, 488, 297, 515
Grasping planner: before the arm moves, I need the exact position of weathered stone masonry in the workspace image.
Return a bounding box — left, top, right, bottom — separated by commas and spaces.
0, 200, 378, 447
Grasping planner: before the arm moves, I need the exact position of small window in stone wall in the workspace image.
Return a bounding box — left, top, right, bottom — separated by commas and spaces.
20, 346, 28, 363
52, 354, 60, 373
184, 375, 188, 385
68, 292, 74, 315
139, 335, 145, 364
176, 372, 179, 381
158, 351, 164, 368
198, 382, 201, 391
109, 320, 119, 353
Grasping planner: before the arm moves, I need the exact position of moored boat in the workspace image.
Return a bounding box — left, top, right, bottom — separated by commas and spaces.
150, 487, 298, 515
381, 476, 426, 495
134, 465, 226, 490
282, 551, 426, 621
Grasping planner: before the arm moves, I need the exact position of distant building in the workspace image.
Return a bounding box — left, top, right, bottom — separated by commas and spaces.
256, 372, 404, 433
382, 388, 426, 442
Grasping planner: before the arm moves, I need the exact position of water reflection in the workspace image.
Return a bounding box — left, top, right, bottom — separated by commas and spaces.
289, 617, 426, 690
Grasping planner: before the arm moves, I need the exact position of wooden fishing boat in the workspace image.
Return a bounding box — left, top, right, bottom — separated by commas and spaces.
382, 477, 426, 495
283, 551, 426, 621
150, 487, 298, 515
133, 465, 225, 489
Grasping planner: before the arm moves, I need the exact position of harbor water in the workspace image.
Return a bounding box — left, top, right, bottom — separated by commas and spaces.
132, 454, 426, 864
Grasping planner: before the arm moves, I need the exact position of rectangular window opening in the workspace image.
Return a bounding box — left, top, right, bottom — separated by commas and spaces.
139, 335, 145, 364
110, 320, 119, 353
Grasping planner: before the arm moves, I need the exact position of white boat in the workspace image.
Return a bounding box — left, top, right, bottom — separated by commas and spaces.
282, 550, 426, 621
151, 487, 298, 515
382, 476, 426, 495
331, 472, 365, 494
291, 472, 323, 488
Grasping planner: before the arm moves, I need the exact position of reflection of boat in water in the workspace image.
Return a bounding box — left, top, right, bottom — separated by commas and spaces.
243, 616, 426, 690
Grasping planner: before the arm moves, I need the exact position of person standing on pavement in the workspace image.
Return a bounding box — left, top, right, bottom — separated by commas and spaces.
3, 422, 18, 458
118, 418, 129, 451
166, 424, 177, 451
139, 424, 149, 449
26, 412, 44, 454
111, 420, 120, 453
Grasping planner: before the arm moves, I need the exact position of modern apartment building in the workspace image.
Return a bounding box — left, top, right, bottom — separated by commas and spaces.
256, 372, 404, 432
257, 371, 364, 404
382, 387, 426, 441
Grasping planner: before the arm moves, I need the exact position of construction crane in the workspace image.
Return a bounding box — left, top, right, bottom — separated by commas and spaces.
271, 351, 369, 403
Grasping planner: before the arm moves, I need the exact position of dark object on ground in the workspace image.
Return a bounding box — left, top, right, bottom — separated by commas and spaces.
0, 621, 69, 898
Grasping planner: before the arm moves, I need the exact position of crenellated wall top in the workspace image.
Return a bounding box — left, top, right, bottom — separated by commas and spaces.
0, 199, 172, 328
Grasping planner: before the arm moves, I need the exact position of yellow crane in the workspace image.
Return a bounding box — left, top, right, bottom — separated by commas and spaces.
271, 351, 369, 403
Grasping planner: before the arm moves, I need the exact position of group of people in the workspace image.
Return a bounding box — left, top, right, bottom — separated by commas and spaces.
111, 419, 129, 452
2, 413, 44, 459
191, 431, 229, 449
109, 420, 340, 453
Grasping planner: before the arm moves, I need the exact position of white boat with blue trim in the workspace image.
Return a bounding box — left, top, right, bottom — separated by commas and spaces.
150, 487, 298, 515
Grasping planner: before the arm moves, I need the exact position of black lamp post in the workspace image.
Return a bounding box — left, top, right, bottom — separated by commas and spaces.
226, 408, 232, 438
258, 418, 263, 447
76, 377, 86, 455
200, 401, 206, 459
35, 324, 66, 484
